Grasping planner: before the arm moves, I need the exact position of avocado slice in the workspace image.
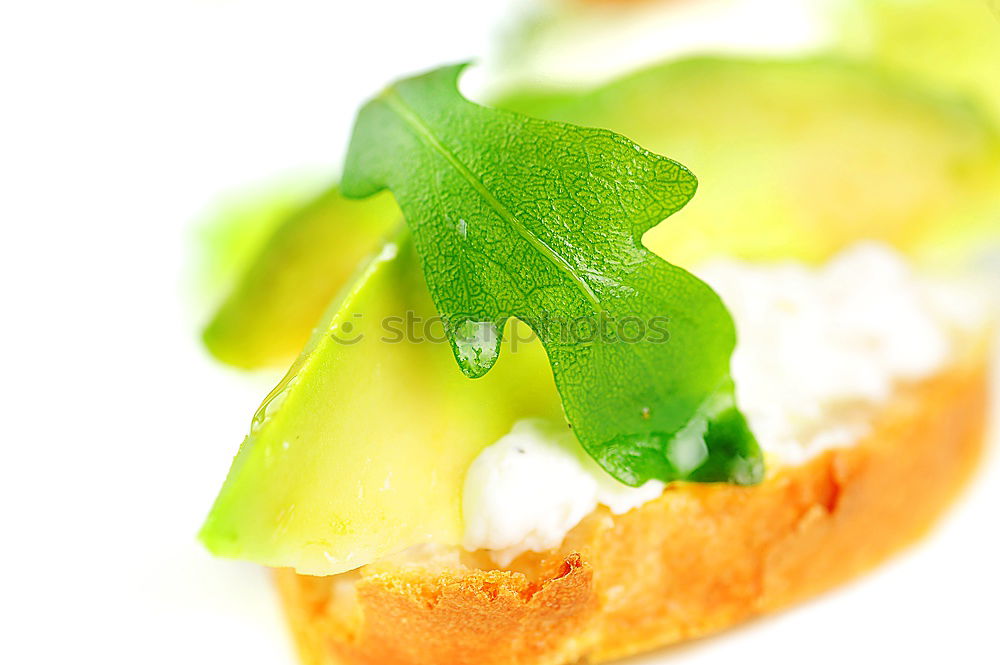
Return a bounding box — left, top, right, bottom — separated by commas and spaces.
501, 57, 1000, 266
203, 186, 400, 369
200, 232, 561, 575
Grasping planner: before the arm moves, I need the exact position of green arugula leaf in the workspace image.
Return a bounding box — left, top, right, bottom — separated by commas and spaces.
342, 64, 762, 486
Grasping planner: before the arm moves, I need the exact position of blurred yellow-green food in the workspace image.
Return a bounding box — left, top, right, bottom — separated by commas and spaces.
202, 187, 399, 368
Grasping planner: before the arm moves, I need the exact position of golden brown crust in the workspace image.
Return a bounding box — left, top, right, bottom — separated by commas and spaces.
275, 353, 990, 665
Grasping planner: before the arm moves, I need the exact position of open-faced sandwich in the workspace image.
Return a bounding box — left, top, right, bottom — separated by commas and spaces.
198, 37, 999, 665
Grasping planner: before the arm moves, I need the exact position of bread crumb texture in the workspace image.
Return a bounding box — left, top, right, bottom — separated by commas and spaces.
276, 351, 989, 665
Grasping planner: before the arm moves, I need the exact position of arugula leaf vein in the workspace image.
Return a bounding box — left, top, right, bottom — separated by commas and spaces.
381, 88, 604, 312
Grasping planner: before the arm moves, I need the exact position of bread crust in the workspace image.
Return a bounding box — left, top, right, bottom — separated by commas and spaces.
275, 353, 990, 665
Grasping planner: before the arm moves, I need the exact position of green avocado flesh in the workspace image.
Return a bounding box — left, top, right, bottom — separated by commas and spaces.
841, 0, 1000, 124
501, 57, 1000, 266
199, 232, 561, 574
203, 187, 400, 369
201, 56, 1000, 574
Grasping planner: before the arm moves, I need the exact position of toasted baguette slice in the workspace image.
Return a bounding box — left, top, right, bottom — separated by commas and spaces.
275, 349, 990, 665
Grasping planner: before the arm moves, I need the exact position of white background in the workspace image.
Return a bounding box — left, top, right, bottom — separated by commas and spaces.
1, 1, 997, 663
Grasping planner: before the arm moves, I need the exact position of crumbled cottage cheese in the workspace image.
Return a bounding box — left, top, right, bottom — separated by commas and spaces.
463, 242, 985, 562
462, 419, 665, 565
